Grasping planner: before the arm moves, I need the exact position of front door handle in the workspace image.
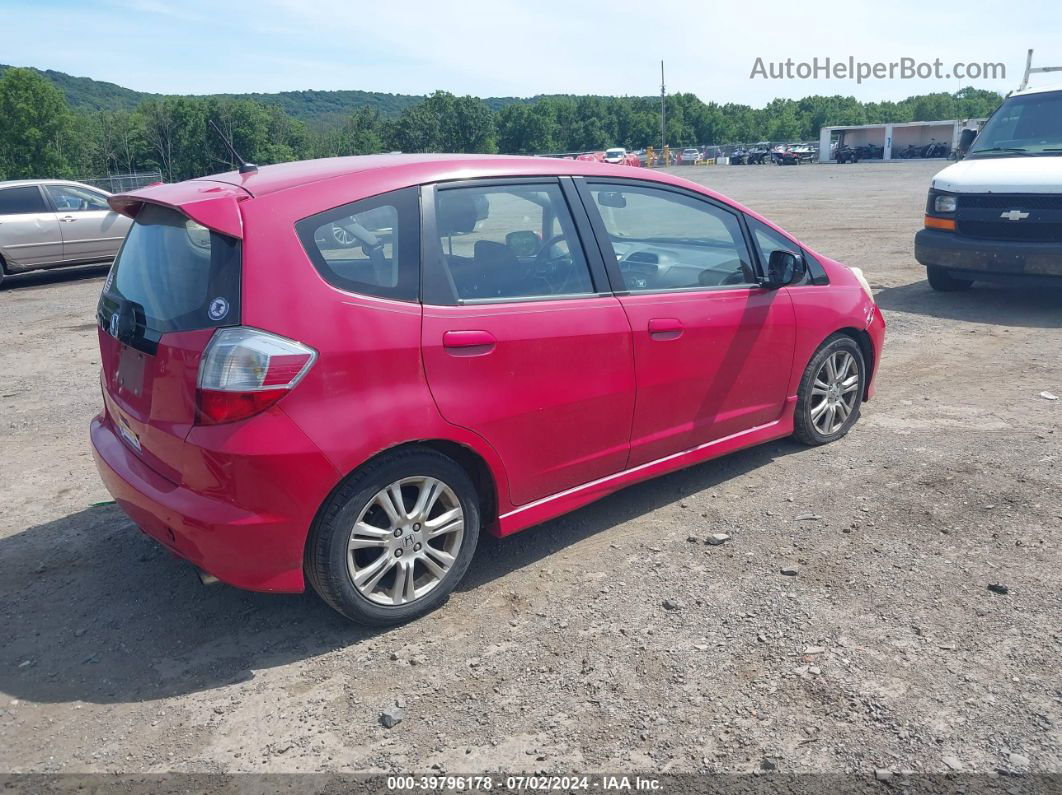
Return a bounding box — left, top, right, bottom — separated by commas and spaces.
648, 318, 683, 340
60, 216, 77, 223
442, 329, 496, 355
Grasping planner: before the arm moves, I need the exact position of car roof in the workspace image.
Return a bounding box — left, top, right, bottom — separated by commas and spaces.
1013, 81, 1062, 96
198, 153, 702, 198
0, 179, 109, 193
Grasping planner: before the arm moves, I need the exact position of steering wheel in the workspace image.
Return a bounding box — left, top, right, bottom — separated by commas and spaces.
533, 234, 575, 284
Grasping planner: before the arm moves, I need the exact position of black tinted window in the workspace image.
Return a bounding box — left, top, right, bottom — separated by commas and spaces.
99, 204, 241, 335
0, 186, 47, 215
434, 184, 594, 302
296, 187, 419, 301
588, 184, 753, 291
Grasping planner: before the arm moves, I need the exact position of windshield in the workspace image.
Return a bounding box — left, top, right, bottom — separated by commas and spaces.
969, 90, 1062, 157
605, 149, 625, 158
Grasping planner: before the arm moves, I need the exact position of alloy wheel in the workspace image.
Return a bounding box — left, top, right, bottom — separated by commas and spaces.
346, 476, 465, 606
809, 351, 860, 435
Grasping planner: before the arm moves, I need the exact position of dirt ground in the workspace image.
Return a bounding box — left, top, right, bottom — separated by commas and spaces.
1, 161, 1059, 778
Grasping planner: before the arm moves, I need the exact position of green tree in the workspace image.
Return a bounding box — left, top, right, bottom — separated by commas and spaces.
0, 67, 73, 179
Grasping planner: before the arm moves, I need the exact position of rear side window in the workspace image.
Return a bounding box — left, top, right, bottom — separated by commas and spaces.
99, 204, 241, 337
0, 186, 48, 214
296, 187, 420, 301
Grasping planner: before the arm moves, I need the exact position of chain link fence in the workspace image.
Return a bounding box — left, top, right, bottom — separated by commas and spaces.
75, 171, 163, 193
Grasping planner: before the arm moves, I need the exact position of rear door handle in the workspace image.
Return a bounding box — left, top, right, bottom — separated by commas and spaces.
648, 318, 683, 339
442, 330, 496, 354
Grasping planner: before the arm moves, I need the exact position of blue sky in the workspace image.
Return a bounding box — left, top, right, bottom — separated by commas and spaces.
2, 0, 1060, 104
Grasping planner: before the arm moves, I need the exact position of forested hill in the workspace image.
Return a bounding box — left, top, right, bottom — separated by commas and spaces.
0, 64, 643, 122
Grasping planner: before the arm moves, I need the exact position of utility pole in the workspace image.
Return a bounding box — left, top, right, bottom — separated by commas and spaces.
659, 60, 666, 157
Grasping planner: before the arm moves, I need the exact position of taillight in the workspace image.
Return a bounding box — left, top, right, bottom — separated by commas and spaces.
196, 327, 317, 425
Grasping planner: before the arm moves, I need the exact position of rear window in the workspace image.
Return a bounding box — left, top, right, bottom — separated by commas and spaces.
98, 204, 241, 342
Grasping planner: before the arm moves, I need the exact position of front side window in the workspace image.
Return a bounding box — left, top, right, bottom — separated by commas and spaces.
0, 186, 48, 215
748, 218, 828, 286
587, 183, 753, 292
46, 184, 110, 212
434, 184, 594, 302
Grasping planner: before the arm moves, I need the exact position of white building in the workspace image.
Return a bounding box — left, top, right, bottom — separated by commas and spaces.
817, 119, 985, 162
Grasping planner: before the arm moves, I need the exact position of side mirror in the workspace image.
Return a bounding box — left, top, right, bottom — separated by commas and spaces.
958, 128, 977, 154
764, 249, 807, 288
506, 230, 540, 258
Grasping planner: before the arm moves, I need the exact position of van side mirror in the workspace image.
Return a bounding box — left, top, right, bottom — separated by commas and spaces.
958, 128, 977, 154
763, 250, 807, 288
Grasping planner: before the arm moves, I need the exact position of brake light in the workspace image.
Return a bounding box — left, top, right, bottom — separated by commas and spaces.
196, 327, 317, 425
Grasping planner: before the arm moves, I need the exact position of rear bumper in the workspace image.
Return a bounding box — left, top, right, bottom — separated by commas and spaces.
90, 414, 334, 592
915, 229, 1062, 282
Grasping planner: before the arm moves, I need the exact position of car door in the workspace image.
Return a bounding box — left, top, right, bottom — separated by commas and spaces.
576, 178, 796, 467
44, 183, 129, 263
420, 179, 636, 507
0, 185, 63, 269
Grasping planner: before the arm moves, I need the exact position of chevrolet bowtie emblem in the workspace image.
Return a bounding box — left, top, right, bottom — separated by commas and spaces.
1000, 209, 1030, 221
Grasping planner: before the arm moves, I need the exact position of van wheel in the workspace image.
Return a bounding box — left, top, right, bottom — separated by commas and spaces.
793, 335, 865, 446
927, 266, 973, 291
306, 448, 480, 625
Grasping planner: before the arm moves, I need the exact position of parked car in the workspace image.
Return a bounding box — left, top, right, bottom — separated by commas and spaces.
91, 154, 885, 625
603, 147, 628, 164
679, 147, 701, 164
0, 180, 132, 286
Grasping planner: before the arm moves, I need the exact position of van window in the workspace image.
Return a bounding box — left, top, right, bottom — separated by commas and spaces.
969, 90, 1062, 156
296, 187, 420, 301
99, 204, 241, 337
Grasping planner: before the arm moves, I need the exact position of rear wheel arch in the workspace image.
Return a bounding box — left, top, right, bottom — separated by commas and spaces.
306, 439, 500, 558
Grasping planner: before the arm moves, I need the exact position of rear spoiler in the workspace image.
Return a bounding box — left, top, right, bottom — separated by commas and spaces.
108, 179, 249, 239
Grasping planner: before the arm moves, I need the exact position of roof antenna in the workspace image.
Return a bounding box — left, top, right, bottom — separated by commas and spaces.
208, 119, 258, 174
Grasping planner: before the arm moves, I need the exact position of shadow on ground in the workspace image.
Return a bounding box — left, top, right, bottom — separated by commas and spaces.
0, 264, 109, 292
875, 279, 1062, 329
0, 438, 802, 705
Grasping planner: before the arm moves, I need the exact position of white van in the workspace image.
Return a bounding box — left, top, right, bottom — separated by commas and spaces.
915, 82, 1062, 290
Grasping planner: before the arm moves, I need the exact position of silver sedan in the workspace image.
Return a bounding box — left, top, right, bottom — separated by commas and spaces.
0, 180, 133, 286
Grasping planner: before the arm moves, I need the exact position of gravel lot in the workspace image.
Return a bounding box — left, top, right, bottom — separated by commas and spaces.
1, 160, 1059, 778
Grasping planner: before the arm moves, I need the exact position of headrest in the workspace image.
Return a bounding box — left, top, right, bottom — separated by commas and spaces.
437, 193, 482, 236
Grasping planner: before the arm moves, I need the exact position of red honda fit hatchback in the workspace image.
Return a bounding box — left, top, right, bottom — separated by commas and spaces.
90, 154, 885, 625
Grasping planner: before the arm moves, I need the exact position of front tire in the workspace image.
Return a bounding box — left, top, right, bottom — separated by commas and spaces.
306, 448, 480, 625
793, 335, 865, 446
926, 265, 973, 291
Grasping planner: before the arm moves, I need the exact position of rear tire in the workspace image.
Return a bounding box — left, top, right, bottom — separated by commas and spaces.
793, 335, 866, 446
927, 265, 973, 291
306, 448, 480, 626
